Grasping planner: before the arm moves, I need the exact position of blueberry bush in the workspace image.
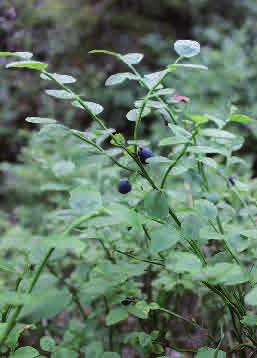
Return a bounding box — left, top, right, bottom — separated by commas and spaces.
0, 40, 256, 357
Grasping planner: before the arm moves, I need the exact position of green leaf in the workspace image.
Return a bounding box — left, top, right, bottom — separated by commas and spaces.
167, 252, 202, 273
122, 53, 144, 65
169, 63, 208, 70
182, 213, 201, 241
241, 313, 257, 327
190, 114, 209, 124
195, 199, 217, 222
0, 51, 33, 59
0, 259, 18, 273
150, 224, 180, 253
127, 301, 150, 319
229, 114, 256, 123
102, 353, 120, 358
40, 72, 76, 83
6, 60, 48, 70
0, 51, 16, 57
144, 191, 169, 219
159, 137, 187, 146
197, 157, 217, 169
187, 146, 227, 156
204, 263, 249, 286
51, 348, 78, 358
52, 160, 75, 177
42, 235, 85, 254
92, 203, 141, 229
106, 307, 128, 326
201, 128, 235, 139
69, 184, 102, 215
45, 89, 76, 100
0, 291, 30, 307
0, 323, 21, 350
25, 117, 57, 124
110, 133, 125, 146
126, 108, 150, 122
154, 88, 175, 96
135, 99, 163, 110
144, 70, 166, 88
245, 286, 257, 306
168, 124, 191, 138
174, 40, 200, 57
147, 156, 171, 164
153, 344, 164, 354
124, 331, 152, 347
196, 347, 226, 358
105, 72, 138, 86
21, 288, 72, 321
80, 279, 116, 304
82, 341, 104, 358
72, 100, 104, 115
206, 114, 224, 128
40, 336, 56, 352
10, 347, 39, 358
126, 109, 138, 122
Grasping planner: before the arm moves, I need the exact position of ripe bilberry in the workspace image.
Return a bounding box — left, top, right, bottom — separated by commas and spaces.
138, 147, 153, 164
118, 179, 132, 194
228, 176, 236, 186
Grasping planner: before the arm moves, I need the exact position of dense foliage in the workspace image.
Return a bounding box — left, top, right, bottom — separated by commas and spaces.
0, 39, 256, 358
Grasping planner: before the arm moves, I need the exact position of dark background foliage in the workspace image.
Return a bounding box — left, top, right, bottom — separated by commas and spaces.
1, 0, 256, 161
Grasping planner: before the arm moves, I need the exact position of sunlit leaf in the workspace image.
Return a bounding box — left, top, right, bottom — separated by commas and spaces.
122, 53, 144, 65
72, 100, 104, 115
25, 117, 57, 124
6, 60, 48, 70
45, 89, 76, 100
106, 307, 128, 326
40, 72, 76, 83
174, 40, 200, 57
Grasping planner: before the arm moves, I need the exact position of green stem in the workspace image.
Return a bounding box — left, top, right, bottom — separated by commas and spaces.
98, 239, 116, 264
160, 126, 199, 189
158, 307, 216, 343
158, 307, 202, 330
230, 343, 255, 353
124, 61, 177, 125
115, 249, 164, 266
232, 186, 255, 226
134, 69, 170, 142
71, 129, 135, 173
90, 50, 177, 124
2, 274, 24, 323
142, 224, 151, 249
168, 208, 181, 227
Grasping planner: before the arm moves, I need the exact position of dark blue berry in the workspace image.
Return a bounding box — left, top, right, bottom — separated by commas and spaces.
228, 176, 236, 186
118, 179, 132, 194
138, 147, 153, 164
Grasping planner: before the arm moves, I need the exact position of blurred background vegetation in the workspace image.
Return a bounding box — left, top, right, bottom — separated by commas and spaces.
0, 0, 257, 218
